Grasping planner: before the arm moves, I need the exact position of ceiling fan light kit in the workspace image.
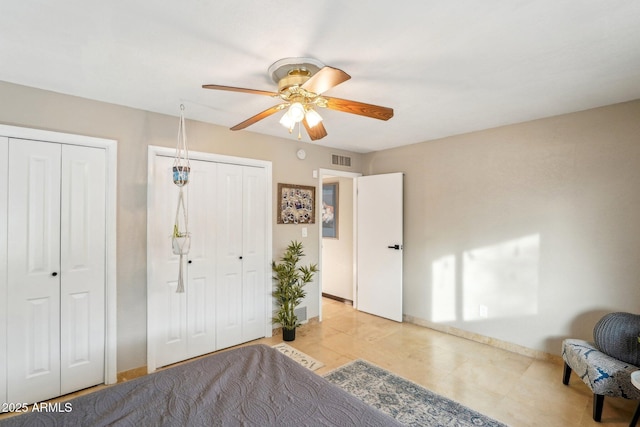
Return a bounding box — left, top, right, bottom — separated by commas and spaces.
203, 57, 393, 141
280, 102, 323, 129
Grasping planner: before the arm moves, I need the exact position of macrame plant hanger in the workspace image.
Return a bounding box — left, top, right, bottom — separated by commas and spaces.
171, 104, 191, 293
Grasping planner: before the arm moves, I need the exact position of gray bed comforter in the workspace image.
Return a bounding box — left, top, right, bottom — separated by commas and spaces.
1, 344, 400, 426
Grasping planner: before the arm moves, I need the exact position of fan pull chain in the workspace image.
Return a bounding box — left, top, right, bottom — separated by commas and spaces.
298, 121, 302, 140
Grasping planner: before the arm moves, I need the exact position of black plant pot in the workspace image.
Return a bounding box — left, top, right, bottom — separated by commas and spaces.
282, 327, 296, 342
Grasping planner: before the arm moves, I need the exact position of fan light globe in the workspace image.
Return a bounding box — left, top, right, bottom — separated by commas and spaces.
279, 112, 295, 129
288, 102, 305, 122
305, 109, 323, 127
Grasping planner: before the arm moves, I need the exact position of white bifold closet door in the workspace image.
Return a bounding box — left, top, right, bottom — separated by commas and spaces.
150, 156, 266, 369
5, 139, 105, 404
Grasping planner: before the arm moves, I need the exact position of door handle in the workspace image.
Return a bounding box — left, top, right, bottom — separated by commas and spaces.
387, 244, 401, 250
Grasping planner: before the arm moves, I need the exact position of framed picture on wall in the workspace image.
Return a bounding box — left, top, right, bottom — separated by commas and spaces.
277, 183, 315, 224
322, 183, 338, 238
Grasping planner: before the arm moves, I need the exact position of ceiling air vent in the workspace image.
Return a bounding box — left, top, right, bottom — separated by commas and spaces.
331, 154, 352, 167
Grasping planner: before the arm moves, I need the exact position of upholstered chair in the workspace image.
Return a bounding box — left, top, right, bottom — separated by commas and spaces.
562, 312, 640, 423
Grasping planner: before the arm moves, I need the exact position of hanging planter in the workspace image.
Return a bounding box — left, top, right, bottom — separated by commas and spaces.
171, 104, 191, 293
171, 190, 190, 293
172, 236, 191, 255
171, 178, 190, 258
172, 165, 190, 187
172, 226, 191, 255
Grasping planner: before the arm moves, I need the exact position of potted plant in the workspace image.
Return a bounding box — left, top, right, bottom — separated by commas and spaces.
272, 241, 318, 341
171, 223, 190, 255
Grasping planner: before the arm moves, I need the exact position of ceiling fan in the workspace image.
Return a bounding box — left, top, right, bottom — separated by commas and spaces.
203, 57, 394, 141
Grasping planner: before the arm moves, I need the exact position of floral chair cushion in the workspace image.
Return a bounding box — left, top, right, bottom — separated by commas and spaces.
562, 338, 640, 399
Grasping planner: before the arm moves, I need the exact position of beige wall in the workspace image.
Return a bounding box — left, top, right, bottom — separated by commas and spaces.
3, 79, 639, 367
0, 81, 363, 371
363, 99, 640, 354
321, 176, 354, 301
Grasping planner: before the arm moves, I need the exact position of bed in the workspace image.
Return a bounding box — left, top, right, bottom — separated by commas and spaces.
1, 344, 401, 426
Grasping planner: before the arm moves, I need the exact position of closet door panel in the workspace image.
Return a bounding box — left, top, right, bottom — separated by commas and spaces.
7, 139, 62, 404
242, 167, 266, 342
149, 157, 218, 367
60, 145, 106, 394
149, 155, 188, 367
216, 164, 244, 349
185, 161, 217, 358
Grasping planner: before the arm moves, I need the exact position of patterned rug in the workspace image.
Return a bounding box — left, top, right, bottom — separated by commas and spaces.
272, 343, 325, 371
324, 360, 508, 427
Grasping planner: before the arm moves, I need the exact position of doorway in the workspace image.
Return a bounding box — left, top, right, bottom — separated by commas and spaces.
317, 170, 404, 324
317, 169, 360, 321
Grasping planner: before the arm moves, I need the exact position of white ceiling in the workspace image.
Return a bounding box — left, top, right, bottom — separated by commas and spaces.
2, 1, 640, 153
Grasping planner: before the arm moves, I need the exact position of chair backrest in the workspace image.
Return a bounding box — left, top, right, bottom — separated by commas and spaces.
593, 312, 640, 366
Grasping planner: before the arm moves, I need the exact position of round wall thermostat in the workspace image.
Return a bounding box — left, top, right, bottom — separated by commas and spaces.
296, 149, 306, 160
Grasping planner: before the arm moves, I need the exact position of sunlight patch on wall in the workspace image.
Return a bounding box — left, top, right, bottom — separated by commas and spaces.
463, 234, 540, 321
431, 255, 456, 322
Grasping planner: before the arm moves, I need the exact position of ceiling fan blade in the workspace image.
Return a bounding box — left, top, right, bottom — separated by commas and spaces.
230, 104, 285, 131
302, 119, 328, 141
202, 84, 278, 97
325, 97, 394, 121
301, 66, 351, 95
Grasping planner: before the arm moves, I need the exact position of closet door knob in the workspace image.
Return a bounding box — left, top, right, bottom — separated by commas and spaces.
51, 272, 58, 277
239, 256, 243, 260
188, 260, 192, 264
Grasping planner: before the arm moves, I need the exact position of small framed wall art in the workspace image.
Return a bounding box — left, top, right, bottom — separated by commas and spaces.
277, 183, 315, 224
322, 183, 338, 238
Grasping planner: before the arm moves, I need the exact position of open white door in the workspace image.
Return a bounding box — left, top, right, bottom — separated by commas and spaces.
356, 173, 403, 322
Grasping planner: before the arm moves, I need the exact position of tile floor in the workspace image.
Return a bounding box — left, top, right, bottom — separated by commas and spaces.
257, 298, 638, 427
2, 298, 637, 426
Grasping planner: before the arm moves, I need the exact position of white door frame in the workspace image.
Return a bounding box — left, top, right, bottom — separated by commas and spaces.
0, 124, 118, 385
316, 168, 361, 321
146, 146, 273, 371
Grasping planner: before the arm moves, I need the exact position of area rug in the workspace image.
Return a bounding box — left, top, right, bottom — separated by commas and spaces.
324, 359, 508, 427
272, 343, 324, 371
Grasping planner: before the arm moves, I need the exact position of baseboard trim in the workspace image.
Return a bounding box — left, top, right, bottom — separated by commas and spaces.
403, 313, 562, 363
322, 293, 353, 305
